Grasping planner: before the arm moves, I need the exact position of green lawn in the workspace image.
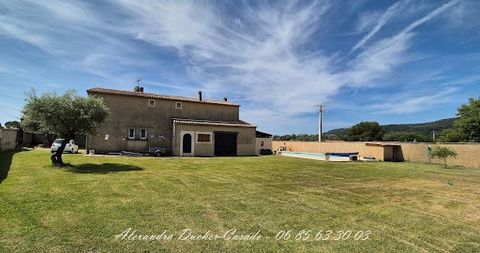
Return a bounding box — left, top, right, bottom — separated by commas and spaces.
1, 149, 479, 252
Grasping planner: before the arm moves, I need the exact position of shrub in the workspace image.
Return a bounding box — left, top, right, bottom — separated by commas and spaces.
430, 146, 458, 167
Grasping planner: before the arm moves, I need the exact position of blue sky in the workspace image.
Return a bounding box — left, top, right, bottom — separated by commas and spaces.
0, 0, 479, 134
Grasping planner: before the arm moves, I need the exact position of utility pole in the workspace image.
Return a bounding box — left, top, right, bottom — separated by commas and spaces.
432, 130, 436, 143
315, 105, 327, 142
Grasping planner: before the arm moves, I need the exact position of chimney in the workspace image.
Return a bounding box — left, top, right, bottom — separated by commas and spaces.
223, 97, 228, 101
198, 91, 203, 101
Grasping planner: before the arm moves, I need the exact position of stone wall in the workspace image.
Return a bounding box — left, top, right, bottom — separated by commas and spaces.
0, 129, 18, 152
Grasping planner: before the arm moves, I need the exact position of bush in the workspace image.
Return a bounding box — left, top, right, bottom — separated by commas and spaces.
437, 128, 464, 142
430, 146, 457, 167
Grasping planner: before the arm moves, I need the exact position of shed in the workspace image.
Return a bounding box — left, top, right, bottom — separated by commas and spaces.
365, 142, 403, 161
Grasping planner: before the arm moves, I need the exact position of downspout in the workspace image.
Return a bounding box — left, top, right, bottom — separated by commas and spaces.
172, 120, 175, 156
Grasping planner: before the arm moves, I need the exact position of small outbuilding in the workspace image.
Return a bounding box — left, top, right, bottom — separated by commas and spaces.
256, 130, 273, 155
365, 142, 403, 161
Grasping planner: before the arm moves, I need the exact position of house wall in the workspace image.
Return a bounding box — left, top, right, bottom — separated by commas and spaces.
0, 129, 18, 152
173, 124, 256, 156
87, 93, 240, 153
273, 141, 480, 168
256, 137, 273, 154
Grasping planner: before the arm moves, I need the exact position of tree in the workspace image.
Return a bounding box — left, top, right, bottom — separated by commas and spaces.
346, 121, 385, 141
383, 132, 429, 142
453, 97, 480, 142
4, 121, 21, 129
437, 128, 464, 142
0, 123, 3, 129
430, 146, 457, 167
22, 90, 109, 165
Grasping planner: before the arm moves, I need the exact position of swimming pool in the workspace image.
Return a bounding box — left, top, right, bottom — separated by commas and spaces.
280, 151, 353, 161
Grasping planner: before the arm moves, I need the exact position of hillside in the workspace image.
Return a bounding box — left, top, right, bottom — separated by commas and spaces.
325, 118, 457, 140
273, 118, 457, 141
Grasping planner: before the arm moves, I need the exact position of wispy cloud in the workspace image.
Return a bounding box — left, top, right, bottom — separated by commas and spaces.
113, 0, 462, 128
402, 0, 459, 34
351, 1, 404, 52
345, 0, 459, 87
0, 0, 468, 131
367, 87, 459, 114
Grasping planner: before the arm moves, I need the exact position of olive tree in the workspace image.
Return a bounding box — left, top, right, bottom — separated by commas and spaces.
430, 146, 458, 167
22, 90, 109, 165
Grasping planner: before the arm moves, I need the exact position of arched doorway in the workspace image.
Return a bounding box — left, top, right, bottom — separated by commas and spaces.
180, 131, 194, 156
183, 134, 192, 153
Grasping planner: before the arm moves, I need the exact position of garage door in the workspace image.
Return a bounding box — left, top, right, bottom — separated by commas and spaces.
214, 132, 237, 156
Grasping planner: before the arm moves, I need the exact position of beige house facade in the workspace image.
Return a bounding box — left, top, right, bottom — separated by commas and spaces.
86, 87, 257, 156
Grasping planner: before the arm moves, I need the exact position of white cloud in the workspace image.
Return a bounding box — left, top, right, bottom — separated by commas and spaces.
345, 0, 459, 87
351, 1, 404, 52
355, 11, 382, 34
402, 0, 459, 34
366, 87, 459, 114
109, 0, 459, 131
0, 0, 462, 132
116, 0, 338, 114
0, 0, 139, 83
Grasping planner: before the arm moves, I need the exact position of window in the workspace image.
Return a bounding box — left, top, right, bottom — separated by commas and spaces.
140, 128, 147, 140
196, 132, 212, 143
175, 102, 182, 109
128, 128, 135, 139
148, 99, 156, 107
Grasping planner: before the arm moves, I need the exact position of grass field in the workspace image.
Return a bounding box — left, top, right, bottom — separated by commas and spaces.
1, 149, 479, 252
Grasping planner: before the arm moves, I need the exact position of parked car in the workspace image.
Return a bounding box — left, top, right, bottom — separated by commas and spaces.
51, 139, 79, 153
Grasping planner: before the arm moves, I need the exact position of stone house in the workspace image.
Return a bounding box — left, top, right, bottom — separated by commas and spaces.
86, 87, 257, 156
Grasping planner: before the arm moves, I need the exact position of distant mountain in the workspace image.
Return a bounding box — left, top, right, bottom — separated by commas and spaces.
380, 118, 456, 135
273, 118, 457, 141
325, 118, 457, 141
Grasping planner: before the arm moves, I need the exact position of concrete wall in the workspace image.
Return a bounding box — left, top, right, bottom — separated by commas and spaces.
87, 93, 240, 153
174, 124, 256, 156
273, 141, 480, 168
0, 129, 18, 152
274, 141, 366, 154
256, 137, 273, 155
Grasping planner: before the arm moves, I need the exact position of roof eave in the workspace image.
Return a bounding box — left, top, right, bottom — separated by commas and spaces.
86, 88, 240, 107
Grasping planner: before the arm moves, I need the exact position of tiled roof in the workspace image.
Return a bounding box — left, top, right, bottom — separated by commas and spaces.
87, 87, 239, 106
173, 118, 256, 128
256, 130, 272, 138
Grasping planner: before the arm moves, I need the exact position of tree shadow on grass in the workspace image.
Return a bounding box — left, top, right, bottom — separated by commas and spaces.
65, 163, 144, 174
0, 152, 15, 184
